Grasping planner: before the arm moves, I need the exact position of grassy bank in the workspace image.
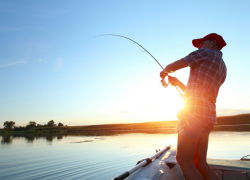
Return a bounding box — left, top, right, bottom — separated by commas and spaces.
1, 113, 250, 134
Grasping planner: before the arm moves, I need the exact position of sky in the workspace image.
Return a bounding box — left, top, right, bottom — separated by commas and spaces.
0, 0, 250, 128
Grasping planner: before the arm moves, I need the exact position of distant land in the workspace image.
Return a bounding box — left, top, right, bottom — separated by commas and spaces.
66, 113, 250, 132
1, 113, 250, 134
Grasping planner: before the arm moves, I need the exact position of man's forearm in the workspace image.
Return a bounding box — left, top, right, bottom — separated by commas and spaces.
164, 59, 188, 73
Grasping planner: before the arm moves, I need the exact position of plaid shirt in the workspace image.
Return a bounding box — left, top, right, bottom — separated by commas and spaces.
176, 48, 227, 133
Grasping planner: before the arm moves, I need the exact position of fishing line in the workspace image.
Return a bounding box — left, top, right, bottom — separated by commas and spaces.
95, 34, 164, 70
95, 34, 183, 97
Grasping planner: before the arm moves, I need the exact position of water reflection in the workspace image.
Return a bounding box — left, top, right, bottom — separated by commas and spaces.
0, 129, 177, 145
57, 135, 63, 140
46, 136, 54, 142
1, 126, 249, 145
0, 131, 249, 180
0, 134, 66, 144
26, 135, 35, 143
1, 135, 13, 144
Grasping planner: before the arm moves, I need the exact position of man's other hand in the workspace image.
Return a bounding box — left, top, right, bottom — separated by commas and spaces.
168, 76, 180, 86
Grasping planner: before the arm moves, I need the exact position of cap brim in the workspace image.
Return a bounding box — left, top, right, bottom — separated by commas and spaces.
192, 38, 203, 48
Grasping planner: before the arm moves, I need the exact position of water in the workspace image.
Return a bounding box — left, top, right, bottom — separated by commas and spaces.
1, 131, 250, 180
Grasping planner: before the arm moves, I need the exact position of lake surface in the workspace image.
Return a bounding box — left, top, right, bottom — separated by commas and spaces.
1, 131, 250, 180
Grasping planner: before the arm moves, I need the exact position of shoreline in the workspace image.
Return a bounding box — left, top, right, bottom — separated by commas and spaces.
1, 113, 250, 134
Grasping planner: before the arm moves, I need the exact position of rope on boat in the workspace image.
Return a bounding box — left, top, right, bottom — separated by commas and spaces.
114, 145, 171, 180
240, 155, 250, 161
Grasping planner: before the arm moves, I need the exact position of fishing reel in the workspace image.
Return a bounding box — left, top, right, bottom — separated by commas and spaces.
161, 78, 183, 98
161, 79, 169, 88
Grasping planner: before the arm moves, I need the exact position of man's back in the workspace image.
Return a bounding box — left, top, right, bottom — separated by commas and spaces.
182, 48, 227, 122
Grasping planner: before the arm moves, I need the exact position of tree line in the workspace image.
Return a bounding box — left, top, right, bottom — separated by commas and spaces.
3, 120, 66, 130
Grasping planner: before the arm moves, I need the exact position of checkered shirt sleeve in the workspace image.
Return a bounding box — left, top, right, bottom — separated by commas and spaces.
183, 48, 209, 67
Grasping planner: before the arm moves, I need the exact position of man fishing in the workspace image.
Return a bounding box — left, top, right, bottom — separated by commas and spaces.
160, 33, 227, 180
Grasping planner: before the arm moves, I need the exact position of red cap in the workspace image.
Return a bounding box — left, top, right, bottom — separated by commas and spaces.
192, 33, 227, 50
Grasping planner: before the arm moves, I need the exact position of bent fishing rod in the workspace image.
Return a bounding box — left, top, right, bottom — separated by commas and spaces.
95, 34, 183, 97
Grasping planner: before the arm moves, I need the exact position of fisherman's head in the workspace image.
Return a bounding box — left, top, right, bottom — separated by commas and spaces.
192, 33, 226, 50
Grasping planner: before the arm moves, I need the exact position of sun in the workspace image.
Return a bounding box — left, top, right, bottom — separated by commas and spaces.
109, 77, 184, 122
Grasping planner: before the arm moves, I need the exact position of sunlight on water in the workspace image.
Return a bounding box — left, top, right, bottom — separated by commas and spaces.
0, 131, 250, 180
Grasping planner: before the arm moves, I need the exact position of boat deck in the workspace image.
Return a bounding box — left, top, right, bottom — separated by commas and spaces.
122, 147, 250, 180
208, 158, 250, 172
166, 156, 250, 180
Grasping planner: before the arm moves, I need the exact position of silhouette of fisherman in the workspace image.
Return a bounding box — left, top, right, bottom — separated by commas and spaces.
160, 33, 227, 180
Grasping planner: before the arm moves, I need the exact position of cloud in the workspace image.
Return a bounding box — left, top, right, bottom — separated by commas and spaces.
0, 40, 32, 68
0, 60, 27, 68
0, 27, 21, 33
0, 3, 71, 19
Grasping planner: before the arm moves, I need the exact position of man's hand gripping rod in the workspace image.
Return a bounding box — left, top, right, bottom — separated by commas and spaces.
160, 72, 183, 98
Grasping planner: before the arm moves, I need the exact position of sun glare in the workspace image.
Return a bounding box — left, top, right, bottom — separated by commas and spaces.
109, 77, 184, 122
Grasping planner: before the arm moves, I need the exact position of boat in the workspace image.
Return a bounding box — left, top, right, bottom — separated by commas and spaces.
114, 145, 250, 180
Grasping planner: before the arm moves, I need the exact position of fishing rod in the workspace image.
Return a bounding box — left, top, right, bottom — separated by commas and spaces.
95, 34, 183, 97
